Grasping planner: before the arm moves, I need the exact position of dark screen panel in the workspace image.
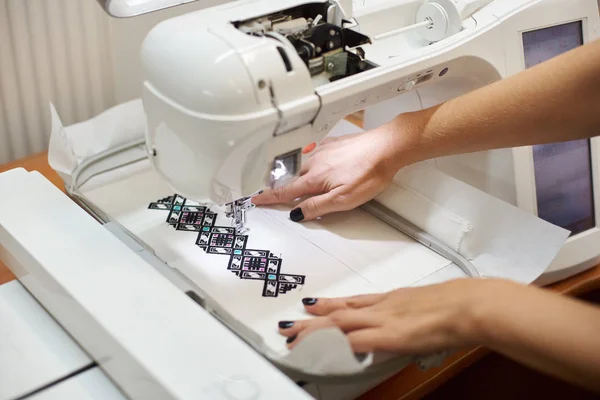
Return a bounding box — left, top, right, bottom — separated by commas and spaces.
523, 21, 595, 235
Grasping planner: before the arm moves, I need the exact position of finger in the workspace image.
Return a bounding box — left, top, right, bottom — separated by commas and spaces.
278, 306, 382, 337
308, 135, 355, 159
277, 318, 312, 337
299, 157, 313, 176
302, 293, 387, 316
286, 310, 381, 349
302, 142, 317, 154
319, 133, 359, 146
286, 318, 334, 349
252, 176, 319, 206
346, 328, 391, 353
290, 187, 351, 221
316, 136, 340, 146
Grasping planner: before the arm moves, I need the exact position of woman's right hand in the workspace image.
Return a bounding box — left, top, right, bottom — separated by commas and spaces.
252, 114, 423, 222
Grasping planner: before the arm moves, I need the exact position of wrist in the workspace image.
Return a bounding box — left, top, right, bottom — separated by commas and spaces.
463, 279, 527, 347
375, 108, 435, 172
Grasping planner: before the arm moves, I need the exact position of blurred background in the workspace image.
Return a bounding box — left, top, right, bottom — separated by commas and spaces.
0, 0, 226, 165
0, 0, 598, 166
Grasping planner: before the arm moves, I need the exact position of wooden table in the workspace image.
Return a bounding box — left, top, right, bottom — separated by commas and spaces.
2, 151, 600, 400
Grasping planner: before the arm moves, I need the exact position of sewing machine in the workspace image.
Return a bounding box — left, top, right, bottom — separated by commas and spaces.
359, 1, 600, 285
1, 0, 598, 399
138, 0, 600, 283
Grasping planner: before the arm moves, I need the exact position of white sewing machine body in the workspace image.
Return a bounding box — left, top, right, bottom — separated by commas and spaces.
359, 0, 600, 284
1, 0, 599, 399
141, 0, 600, 284
142, 0, 511, 205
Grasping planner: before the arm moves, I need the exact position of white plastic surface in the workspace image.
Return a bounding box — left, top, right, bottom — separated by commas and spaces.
137, 0, 600, 285
138, 0, 517, 204
103, 0, 201, 17
141, 0, 323, 204
0, 168, 311, 400
0, 281, 92, 400
500, 0, 600, 284
416, 2, 451, 42
363, 0, 600, 284
415, 0, 494, 42
102, 0, 354, 18
27, 368, 126, 400
82, 166, 455, 359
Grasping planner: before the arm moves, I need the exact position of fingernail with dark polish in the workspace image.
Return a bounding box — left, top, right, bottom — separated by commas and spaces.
302, 298, 318, 306
287, 334, 297, 344
290, 208, 304, 222
278, 321, 294, 329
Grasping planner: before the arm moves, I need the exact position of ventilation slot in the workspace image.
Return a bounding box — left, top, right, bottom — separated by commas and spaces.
416, 73, 433, 85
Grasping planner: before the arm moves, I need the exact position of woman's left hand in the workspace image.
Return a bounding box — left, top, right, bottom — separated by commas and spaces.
278, 279, 518, 354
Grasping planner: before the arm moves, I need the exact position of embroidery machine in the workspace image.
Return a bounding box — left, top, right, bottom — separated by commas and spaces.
138, 0, 600, 284
1, 0, 599, 399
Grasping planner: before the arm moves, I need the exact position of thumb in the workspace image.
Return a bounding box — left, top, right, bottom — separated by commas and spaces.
290, 188, 349, 222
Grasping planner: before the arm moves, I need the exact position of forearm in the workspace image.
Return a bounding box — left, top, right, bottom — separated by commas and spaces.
383, 39, 600, 167
473, 281, 600, 392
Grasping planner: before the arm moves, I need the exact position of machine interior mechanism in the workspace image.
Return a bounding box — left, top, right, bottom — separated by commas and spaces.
234, 2, 377, 84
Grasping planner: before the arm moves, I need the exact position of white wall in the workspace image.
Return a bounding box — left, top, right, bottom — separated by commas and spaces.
108, 0, 228, 104
0, 0, 219, 165
1, 0, 599, 164
0, 0, 114, 164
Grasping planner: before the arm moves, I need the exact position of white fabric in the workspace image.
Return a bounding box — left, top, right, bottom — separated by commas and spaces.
48, 100, 146, 189
82, 168, 454, 360
47, 101, 569, 374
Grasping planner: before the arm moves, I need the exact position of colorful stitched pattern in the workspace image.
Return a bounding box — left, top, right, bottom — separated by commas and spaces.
149, 194, 305, 297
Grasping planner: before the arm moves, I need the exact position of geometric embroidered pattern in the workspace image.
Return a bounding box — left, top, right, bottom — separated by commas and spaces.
148, 194, 306, 298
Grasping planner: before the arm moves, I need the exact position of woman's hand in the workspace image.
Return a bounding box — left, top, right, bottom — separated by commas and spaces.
278, 279, 600, 394
252, 117, 422, 221
278, 279, 519, 354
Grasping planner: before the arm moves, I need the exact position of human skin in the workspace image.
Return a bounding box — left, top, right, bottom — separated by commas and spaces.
254, 39, 600, 392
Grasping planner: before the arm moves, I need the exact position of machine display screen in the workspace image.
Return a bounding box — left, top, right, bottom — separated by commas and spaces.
523, 21, 596, 235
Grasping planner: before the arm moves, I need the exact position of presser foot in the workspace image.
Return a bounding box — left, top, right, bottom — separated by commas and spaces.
225, 190, 262, 234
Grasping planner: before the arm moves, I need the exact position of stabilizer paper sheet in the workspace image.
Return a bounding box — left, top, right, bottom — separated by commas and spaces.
83, 167, 454, 355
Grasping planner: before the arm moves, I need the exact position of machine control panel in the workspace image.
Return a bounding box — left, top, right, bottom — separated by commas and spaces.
523, 20, 596, 236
